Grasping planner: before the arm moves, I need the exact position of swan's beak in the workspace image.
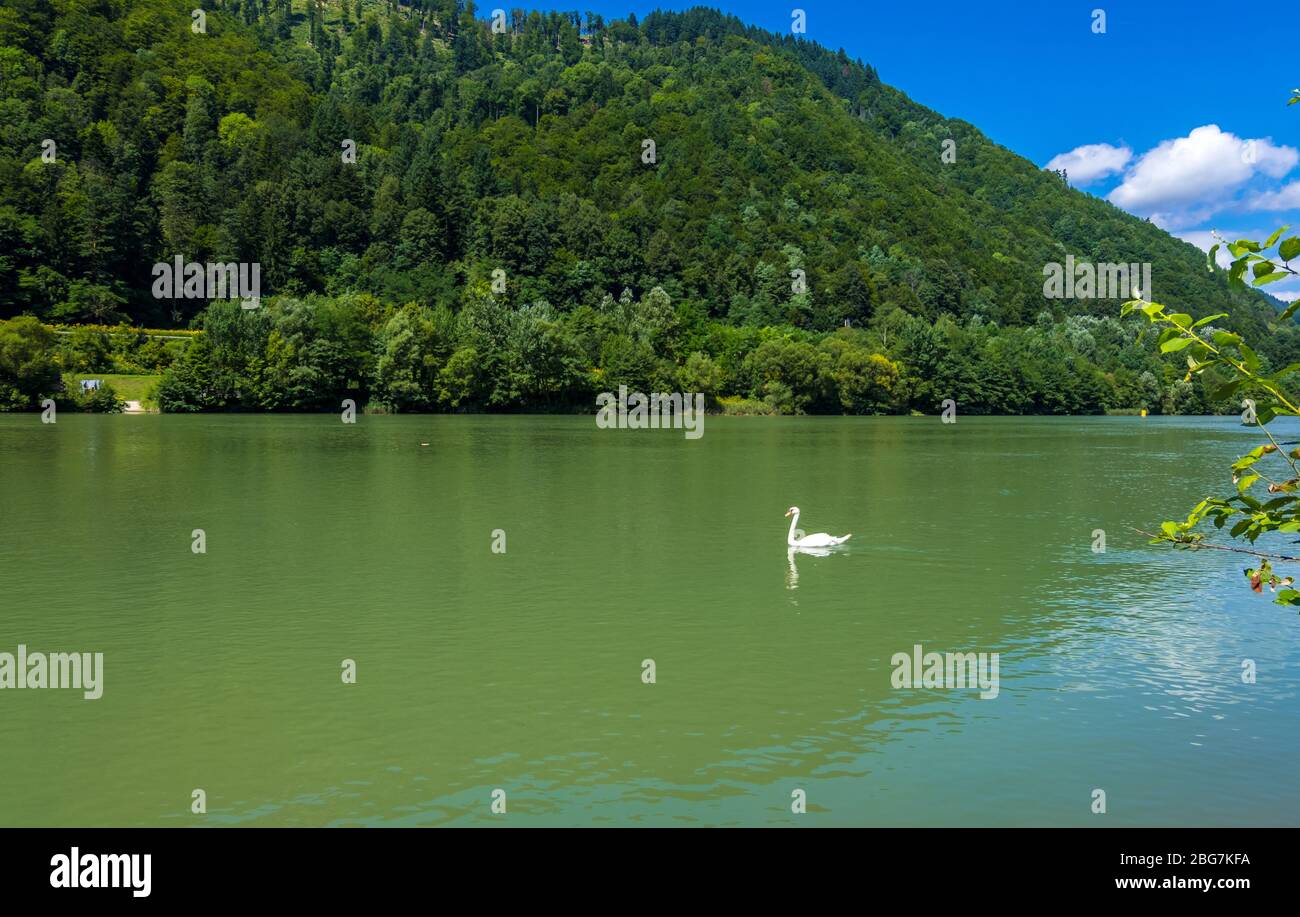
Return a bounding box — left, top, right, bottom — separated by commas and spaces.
784, 509, 793, 517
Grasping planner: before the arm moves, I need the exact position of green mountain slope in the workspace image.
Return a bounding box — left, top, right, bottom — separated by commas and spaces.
0, 1, 1294, 414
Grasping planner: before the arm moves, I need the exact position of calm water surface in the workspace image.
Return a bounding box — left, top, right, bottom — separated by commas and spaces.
1, 414, 1297, 826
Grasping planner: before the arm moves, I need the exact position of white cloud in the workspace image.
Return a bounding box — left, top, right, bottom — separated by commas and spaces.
1273, 291, 1300, 302
1107, 125, 1298, 229
1044, 143, 1131, 185
1244, 181, 1300, 212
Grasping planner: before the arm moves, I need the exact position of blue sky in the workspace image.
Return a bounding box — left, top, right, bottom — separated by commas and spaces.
513, 0, 1300, 299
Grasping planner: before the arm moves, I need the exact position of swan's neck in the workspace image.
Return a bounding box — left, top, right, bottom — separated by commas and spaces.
787, 511, 800, 545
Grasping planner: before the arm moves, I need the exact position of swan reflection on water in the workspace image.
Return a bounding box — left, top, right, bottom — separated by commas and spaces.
785, 543, 843, 590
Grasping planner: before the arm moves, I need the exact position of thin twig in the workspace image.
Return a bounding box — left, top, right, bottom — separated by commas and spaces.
1130, 527, 1300, 562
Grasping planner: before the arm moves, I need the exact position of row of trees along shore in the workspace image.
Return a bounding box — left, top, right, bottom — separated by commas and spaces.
0, 295, 1291, 415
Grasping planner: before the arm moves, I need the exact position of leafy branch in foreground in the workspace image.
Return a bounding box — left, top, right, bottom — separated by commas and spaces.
1122, 223, 1300, 607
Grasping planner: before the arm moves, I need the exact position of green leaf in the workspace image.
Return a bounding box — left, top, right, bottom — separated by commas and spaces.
1252, 259, 1278, 278
1211, 330, 1241, 346
1210, 378, 1246, 400
1237, 473, 1260, 493
1229, 239, 1262, 256
1265, 226, 1290, 248
1169, 313, 1193, 329
1206, 243, 1220, 271
1253, 272, 1291, 286
1279, 237, 1300, 261
1192, 312, 1228, 328
1239, 343, 1261, 371
1232, 446, 1268, 469
1274, 589, 1300, 606
1160, 335, 1194, 352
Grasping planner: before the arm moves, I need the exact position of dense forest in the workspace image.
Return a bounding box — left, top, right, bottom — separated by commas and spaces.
1, 0, 1296, 413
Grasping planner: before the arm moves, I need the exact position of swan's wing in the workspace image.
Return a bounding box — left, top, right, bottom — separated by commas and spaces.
797, 532, 852, 547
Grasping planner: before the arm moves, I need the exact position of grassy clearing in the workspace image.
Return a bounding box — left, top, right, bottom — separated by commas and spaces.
67, 374, 162, 408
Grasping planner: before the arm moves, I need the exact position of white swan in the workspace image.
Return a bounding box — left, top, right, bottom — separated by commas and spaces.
785, 507, 851, 547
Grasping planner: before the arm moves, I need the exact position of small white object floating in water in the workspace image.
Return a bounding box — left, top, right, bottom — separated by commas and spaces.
784, 506, 851, 547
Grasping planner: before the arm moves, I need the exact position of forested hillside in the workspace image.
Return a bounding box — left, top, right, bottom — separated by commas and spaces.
1, 0, 1295, 413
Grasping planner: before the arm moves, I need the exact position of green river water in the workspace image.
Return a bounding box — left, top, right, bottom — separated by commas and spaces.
1, 414, 1296, 826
